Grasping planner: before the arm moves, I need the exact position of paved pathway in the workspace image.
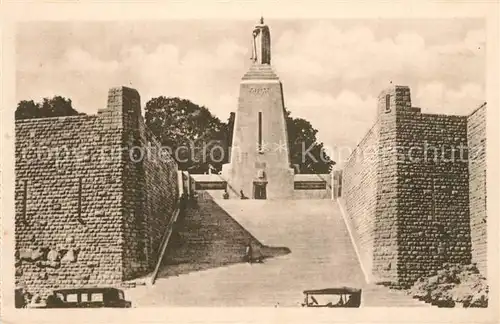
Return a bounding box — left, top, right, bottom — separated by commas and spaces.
126, 199, 366, 307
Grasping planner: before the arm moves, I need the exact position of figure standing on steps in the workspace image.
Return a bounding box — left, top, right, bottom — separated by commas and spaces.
245, 241, 253, 264
223, 190, 229, 200
190, 190, 198, 205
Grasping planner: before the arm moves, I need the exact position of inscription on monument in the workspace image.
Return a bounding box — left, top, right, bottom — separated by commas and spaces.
294, 181, 327, 190
195, 181, 227, 190
249, 87, 270, 96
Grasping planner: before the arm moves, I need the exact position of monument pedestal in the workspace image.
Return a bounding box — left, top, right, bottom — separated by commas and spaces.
222, 64, 295, 199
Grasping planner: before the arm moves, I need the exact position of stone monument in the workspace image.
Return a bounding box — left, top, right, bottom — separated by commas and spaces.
222, 18, 295, 199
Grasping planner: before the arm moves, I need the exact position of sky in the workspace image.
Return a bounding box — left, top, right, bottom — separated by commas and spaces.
16, 18, 486, 153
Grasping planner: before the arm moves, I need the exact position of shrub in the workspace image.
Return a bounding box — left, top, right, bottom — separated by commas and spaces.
409, 263, 488, 308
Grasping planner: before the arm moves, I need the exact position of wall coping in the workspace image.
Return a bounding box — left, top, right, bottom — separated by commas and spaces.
468, 102, 487, 118
190, 174, 226, 182
343, 121, 378, 167
14, 114, 93, 124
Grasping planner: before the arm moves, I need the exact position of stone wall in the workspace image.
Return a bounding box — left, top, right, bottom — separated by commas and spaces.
342, 85, 483, 287
372, 86, 404, 283
396, 109, 471, 287
332, 170, 342, 198
114, 87, 178, 279
342, 123, 379, 279
15, 114, 124, 298
15, 86, 178, 298
467, 104, 487, 276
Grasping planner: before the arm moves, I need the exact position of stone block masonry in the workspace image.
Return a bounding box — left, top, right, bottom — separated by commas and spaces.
372, 87, 400, 283
396, 104, 471, 287
467, 104, 487, 276
15, 86, 178, 298
342, 123, 379, 280
342, 85, 486, 287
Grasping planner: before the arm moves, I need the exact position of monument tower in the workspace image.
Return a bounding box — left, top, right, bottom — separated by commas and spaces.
222, 18, 295, 199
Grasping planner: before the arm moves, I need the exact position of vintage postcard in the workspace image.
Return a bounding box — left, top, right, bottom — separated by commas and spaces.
1, 1, 499, 323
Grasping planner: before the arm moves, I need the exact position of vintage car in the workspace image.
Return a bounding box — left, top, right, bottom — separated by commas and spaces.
45, 287, 132, 308
301, 287, 362, 308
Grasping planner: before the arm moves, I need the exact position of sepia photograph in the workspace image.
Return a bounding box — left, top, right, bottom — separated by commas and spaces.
1, 1, 498, 323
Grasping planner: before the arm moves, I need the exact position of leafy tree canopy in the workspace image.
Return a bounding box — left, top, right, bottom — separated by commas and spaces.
144, 96, 230, 173
145, 96, 334, 174
285, 109, 335, 174
16, 96, 82, 120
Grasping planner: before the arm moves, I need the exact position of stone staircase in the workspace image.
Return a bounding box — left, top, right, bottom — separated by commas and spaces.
160, 191, 286, 277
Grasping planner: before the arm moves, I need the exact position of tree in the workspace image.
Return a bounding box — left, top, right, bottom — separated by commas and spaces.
144, 96, 229, 173
285, 109, 335, 174
16, 96, 81, 120
145, 95, 334, 174
226, 112, 235, 148
15, 100, 40, 120
40, 96, 79, 118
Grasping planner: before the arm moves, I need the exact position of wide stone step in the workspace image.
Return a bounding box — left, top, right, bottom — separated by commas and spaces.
211, 197, 366, 285
165, 193, 269, 269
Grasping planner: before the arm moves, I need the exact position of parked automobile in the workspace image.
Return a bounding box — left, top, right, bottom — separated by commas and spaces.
44, 287, 132, 308
301, 287, 362, 308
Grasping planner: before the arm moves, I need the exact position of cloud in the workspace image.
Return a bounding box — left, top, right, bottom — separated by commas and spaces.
271, 21, 485, 155
274, 23, 485, 88
16, 21, 485, 158
116, 40, 247, 115
17, 39, 247, 117
415, 82, 485, 115
287, 90, 377, 150
61, 47, 120, 73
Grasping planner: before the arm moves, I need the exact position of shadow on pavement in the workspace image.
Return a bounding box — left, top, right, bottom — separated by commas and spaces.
158, 191, 290, 278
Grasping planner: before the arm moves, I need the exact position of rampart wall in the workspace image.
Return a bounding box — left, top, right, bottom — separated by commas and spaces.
15, 86, 178, 297
341, 85, 486, 287
467, 104, 487, 276
342, 123, 379, 279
